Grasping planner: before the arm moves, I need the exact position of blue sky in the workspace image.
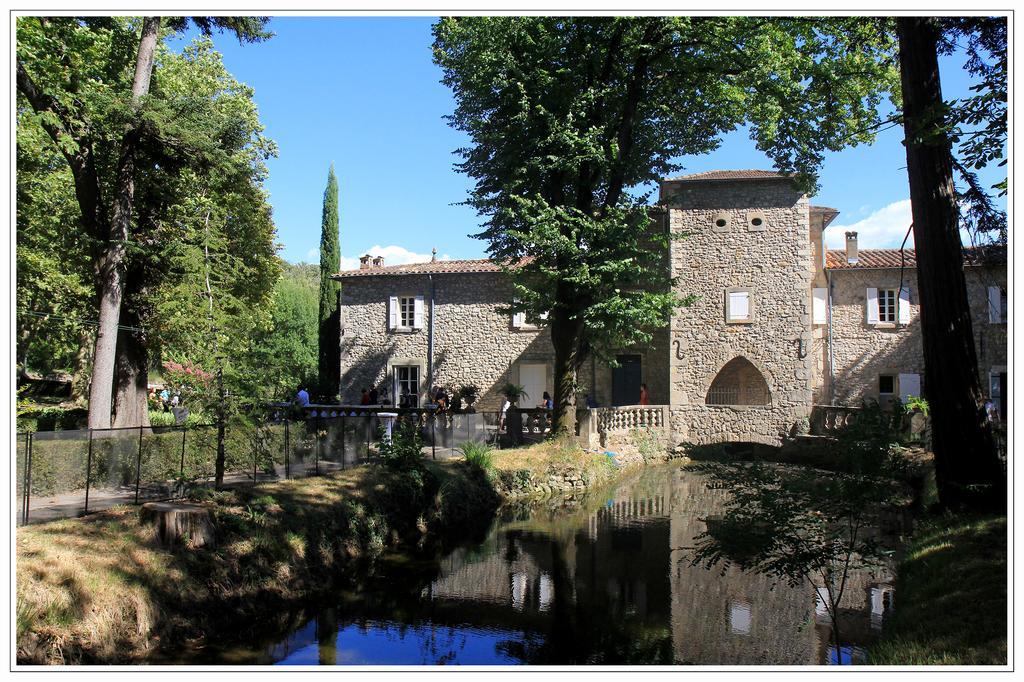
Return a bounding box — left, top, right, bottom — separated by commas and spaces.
173, 16, 1005, 267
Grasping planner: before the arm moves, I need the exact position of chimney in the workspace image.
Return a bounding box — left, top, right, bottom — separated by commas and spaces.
359, 254, 371, 270
845, 231, 859, 264
372, 256, 385, 268
431, 247, 437, 263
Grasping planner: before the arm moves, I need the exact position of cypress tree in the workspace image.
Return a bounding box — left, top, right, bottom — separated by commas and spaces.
317, 165, 341, 401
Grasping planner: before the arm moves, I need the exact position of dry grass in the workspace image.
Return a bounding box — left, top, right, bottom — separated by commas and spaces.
15, 459, 491, 665
493, 436, 613, 478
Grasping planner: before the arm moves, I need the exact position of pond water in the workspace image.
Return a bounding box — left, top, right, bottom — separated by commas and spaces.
183, 463, 895, 666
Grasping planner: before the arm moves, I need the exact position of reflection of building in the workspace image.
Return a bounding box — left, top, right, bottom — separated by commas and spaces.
421, 467, 894, 665
335, 172, 1007, 444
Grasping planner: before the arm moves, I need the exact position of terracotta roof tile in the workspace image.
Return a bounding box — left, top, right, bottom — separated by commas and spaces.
826, 245, 1005, 270
663, 169, 790, 182
334, 257, 526, 279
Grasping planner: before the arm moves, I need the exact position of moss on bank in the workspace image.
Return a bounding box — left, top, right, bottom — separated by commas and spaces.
867, 512, 1007, 665
16, 459, 499, 664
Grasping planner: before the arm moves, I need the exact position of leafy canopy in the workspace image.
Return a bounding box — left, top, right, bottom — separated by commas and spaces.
433, 17, 899, 365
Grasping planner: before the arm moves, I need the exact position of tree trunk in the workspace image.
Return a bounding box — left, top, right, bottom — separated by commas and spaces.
215, 367, 226, 487
86, 16, 161, 429
897, 17, 1004, 510
111, 317, 151, 429
551, 313, 585, 436
70, 326, 95, 405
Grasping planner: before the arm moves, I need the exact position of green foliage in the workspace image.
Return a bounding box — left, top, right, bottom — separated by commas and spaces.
899, 394, 930, 417
433, 17, 899, 416
16, 18, 281, 417
376, 421, 426, 473
317, 165, 341, 400
459, 441, 496, 475
631, 428, 661, 463
457, 384, 480, 406
501, 383, 528, 404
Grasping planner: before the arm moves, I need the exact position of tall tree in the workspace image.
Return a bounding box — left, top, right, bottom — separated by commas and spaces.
896, 17, 1005, 508
318, 165, 341, 401
434, 17, 899, 433
16, 16, 271, 429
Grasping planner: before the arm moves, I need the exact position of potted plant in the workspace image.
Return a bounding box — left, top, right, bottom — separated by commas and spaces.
458, 384, 481, 413
501, 383, 528, 445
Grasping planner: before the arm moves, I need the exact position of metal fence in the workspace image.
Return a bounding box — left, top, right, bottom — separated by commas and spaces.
14, 408, 552, 526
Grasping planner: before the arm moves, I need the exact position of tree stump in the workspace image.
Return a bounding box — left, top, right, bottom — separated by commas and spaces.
140, 502, 215, 548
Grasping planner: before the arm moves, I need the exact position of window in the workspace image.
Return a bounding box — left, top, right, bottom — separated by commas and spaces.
400, 296, 415, 328
394, 365, 419, 407
877, 289, 897, 323
812, 288, 828, 325
705, 357, 771, 406
389, 294, 423, 331
878, 375, 895, 397
746, 210, 767, 232
712, 212, 731, 232
725, 288, 753, 324
989, 286, 1007, 323
867, 287, 910, 326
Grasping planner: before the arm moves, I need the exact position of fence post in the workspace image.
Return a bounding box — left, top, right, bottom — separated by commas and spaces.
431, 413, 436, 460
284, 420, 291, 479
315, 414, 321, 476
84, 429, 94, 514
179, 426, 187, 494
23, 432, 33, 526
366, 414, 371, 459
254, 421, 259, 483
134, 424, 144, 504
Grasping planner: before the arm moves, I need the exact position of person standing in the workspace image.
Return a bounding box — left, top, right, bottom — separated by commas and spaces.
639, 383, 650, 406
296, 387, 310, 407
369, 386, 379, 405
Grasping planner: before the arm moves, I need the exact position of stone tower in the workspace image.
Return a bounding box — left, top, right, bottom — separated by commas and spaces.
660, 170, 815, 445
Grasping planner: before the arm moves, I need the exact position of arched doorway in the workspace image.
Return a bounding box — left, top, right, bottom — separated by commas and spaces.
705, 357, 771, 406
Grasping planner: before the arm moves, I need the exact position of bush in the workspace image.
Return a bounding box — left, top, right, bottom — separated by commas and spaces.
376, 422, 425, 472
459, 442, 495, 474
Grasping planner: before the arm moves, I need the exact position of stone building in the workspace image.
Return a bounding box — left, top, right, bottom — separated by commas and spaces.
334, 170, 1008, 445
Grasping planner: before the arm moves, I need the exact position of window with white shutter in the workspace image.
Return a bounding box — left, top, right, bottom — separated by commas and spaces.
388, 295, 399, 330
812, 288, 828, 325
898, 286, 911, 324
390, 295, 420, 331
866, 288, 879, 325
989, 286, 1006, 324
413, 295, 424, 329
725, 288, 753, 324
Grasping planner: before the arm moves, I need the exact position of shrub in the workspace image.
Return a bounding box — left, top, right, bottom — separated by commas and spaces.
376, 421, 425, 472
459, 441, 495, 474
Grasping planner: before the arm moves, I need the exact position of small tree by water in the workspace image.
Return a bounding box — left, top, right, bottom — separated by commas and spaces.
685, 407, 912, 662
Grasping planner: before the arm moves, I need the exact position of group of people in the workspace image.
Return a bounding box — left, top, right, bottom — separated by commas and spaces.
149, 386, 182, 412
359, 386, 382, 406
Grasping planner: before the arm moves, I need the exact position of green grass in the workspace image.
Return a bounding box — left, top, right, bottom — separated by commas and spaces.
868, 512, 1007, 665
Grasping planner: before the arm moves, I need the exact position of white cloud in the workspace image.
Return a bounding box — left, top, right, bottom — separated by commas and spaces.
825, 200, 914, 250
305, 248, 318, 262
339, 245, 451, 271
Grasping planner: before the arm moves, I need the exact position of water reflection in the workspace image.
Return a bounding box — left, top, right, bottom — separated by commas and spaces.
192, 464, 894, 665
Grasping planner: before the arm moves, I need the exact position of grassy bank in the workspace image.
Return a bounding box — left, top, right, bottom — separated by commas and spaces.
16, 458, 499, 664
867, 512, 1007, 665
15, 437, 640, 665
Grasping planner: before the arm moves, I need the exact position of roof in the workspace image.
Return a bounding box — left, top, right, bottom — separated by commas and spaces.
810, 205, 840, 228
826, 245, 1006, 270
663, 169, 791, 182
334, 258, 515, 279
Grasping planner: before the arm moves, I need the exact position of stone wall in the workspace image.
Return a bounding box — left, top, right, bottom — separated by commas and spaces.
826, 268, 923, 405
661, 177, 815, 445
826, 263, 1006, 405
339, 271, 556, 411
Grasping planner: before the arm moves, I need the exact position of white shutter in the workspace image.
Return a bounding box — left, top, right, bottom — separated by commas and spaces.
388, 296, 399, 330
989, 286, 1002, 323
812, 288, 828, 325
866, 288, 879, 325
899, 373, 921, 401
898, 286, 911, 324
413, 295, 424, 329
728, 291, 750, 320
512, 311, 526, 328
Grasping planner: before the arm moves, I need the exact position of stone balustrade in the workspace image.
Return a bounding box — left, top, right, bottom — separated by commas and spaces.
810, 404, 861, 435
595, 405, 667, 435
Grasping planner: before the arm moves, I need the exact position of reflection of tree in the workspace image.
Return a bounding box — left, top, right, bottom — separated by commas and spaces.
687, 445, 905, 662
494, 537, 674, 664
